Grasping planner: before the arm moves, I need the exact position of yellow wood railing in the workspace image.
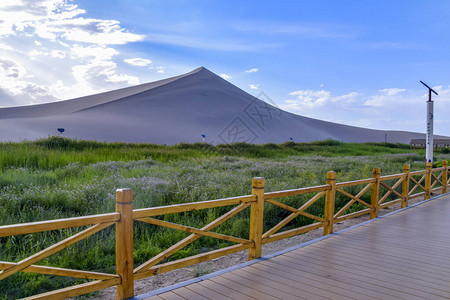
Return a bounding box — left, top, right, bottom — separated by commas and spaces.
0, 161, 448, 299
132, 193, 257, 282
0, 212, 121, 299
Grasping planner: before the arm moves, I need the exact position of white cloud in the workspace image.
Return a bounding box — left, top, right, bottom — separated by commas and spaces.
29, 49, 47, 59
249, 84, 259, 90
363, 88, 406, 107
51, 49, 66, 58
332, 92, 358, 103
149, 66, 165, 73
220, 73, 232, 80
363, 95, 386, 107
279, 87, 442, 134
0, 58, 55, 105
280, 89, 360, 120
124, 58, 152, 67
246, 68, 259, 73
286, 89, 332, 109
35, 18, 145, 45
0, 0, 144, 45
429, 85, 450, 102
0, 1, 85, 36
379, 88, 406, 96
0, 0, 153, 106
71, 45, 118, 60
66, 60, 139, 98
0, 42, 14, 51
0, 58, 27, 79
71, 54, 140, 88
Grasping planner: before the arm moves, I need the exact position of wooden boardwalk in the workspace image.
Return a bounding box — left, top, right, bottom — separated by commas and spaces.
136, 194, 450, 300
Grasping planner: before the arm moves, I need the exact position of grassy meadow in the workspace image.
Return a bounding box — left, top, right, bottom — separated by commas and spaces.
0, 137, 447, 298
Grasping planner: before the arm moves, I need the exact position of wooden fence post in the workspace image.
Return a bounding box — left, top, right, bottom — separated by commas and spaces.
116, 189, 134, 300
425, 162, 432, 200
401, 164, 410, 208
370, 167, 380, 219
443, 160, 448, 194
248, 177, 265, 260
323, 171, 336, 235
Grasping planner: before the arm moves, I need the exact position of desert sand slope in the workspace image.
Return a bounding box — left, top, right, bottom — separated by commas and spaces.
0, 69, 197, 119
0, 67, 439, 144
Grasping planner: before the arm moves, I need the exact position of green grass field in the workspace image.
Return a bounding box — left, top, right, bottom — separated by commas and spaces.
0, 137, 446, 298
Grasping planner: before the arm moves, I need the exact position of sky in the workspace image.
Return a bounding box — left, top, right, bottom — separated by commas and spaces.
1, 0, 450, 136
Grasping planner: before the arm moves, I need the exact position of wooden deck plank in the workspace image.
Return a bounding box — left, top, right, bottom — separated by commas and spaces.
305, 239, 450, 276
363, 222, 450, 234
220, 271, 302, 300
297, 245, 450, 298
345, 234, 450, 251
224, 269, 313, 300
336, 225, 448, 250
305, 241, 450, 281
307, 234, 450, 271
157, 291, 186, 300
373, 217, 450, 229
366, 228, 450, 241
334, 224, 450, 252
257, 257, 425, 300
246, 262, 387, 300
196, 280, 256, 300
234, 265, 368, 300
283, 245, 450, 297
349, 213, 450, 228
342, 231, 450, 250
266, 252, 434, 299
326, 232, 450, 268
351, 216, 450, 231
281, 250, 450, 299
209, 276, 277, 300
184, 284, 233, 300
142, 195, 450, 300
340, 226, 450, 248
170, 287, 210, 300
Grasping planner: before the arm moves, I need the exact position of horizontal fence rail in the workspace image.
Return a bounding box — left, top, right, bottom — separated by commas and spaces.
0, 161, 448, 299
0, 214, 119, 299
132, 194, 256, 278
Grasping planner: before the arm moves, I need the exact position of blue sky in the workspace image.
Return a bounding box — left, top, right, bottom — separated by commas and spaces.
1, 0, 450, 135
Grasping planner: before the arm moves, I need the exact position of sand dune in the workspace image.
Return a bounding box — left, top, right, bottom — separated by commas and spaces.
0, 67, 439, 144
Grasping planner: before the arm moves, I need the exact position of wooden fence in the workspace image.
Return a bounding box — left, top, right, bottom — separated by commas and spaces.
0, 161, 449, 299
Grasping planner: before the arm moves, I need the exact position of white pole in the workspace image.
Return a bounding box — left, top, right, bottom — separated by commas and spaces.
426, 100, 434, 163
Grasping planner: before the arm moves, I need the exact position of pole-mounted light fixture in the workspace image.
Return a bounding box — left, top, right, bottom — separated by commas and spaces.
420, 81, 438, 163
